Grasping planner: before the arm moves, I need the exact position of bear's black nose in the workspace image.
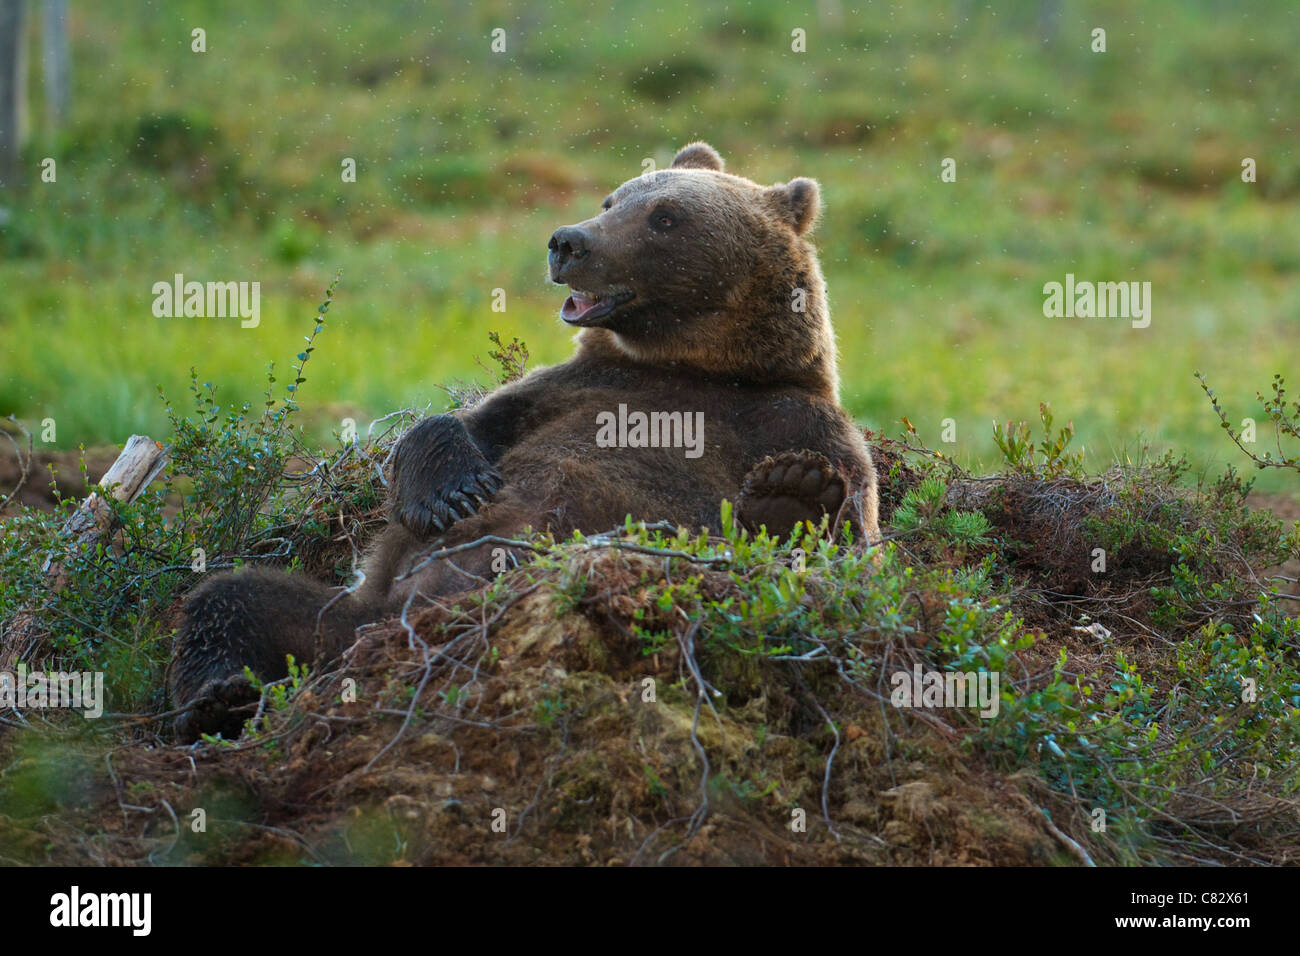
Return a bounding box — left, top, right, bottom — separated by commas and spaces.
548, 225, 591, 278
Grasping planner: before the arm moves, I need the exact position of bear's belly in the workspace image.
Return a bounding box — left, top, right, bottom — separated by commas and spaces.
498, 408, 747, 533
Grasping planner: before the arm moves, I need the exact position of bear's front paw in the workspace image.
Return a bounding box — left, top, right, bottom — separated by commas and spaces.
173, 673, 260, 744
737, 450, 845, 539
391, 415, 504, 537
396, 465, 502, 537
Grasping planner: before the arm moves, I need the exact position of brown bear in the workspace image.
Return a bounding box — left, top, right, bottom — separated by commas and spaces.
170, 142, 880, 741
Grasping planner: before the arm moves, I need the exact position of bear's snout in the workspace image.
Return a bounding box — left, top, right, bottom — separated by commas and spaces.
548, 225, 593, 281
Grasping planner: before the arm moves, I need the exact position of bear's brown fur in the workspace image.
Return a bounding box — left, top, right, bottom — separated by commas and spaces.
170, 142, 880, 741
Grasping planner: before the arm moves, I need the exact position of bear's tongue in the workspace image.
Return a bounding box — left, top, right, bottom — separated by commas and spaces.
562, 292, 604, 323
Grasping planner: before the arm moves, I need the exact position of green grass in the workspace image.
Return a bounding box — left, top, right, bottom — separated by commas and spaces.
2, 0, 1298, 490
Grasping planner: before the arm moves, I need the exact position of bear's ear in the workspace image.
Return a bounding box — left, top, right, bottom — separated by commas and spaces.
671, 142, 725, 172
766, 178, 821, 235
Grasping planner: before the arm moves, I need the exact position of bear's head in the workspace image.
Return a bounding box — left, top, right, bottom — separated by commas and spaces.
547, 142, 840, 398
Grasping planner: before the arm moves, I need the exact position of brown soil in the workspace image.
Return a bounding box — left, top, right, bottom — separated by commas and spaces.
0, 444, 121, 514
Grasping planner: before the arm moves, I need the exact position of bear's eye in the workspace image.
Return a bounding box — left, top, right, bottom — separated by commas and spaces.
651, 210, 676, 230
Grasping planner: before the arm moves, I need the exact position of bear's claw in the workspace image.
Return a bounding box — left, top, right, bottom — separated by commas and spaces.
736, 450, 846, 539
174, 673, 261, 744
400, 467, 502, 534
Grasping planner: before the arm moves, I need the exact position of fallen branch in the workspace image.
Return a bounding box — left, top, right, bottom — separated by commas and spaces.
1016, 793, 1096, 867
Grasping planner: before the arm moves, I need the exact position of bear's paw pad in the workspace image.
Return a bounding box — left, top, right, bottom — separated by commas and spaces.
737, 450, 845, 538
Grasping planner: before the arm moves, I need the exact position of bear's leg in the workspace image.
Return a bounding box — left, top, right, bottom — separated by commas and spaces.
375, 497, 539, 614
170, 567, 374, 742
737, 450, 847, 540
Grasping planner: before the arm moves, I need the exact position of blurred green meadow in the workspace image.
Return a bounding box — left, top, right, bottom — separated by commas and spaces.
1, 0, 1297, 489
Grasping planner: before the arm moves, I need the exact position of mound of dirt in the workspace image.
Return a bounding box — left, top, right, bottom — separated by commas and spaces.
0, 549, 1086, 867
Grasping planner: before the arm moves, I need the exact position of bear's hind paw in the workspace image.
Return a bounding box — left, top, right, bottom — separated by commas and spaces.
174, 673, 260, 744
736, 450, 846, 539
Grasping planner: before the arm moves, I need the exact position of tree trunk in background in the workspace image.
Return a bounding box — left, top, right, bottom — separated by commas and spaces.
0, 0, 27, 191
40, 0, 66, 130
1037, 0, 1062, 46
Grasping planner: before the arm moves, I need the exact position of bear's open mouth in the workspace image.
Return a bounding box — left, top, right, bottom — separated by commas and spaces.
560, 290, 635, 326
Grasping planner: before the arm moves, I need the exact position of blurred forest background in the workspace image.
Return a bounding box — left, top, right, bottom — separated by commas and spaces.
0, 0, 1296, 489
